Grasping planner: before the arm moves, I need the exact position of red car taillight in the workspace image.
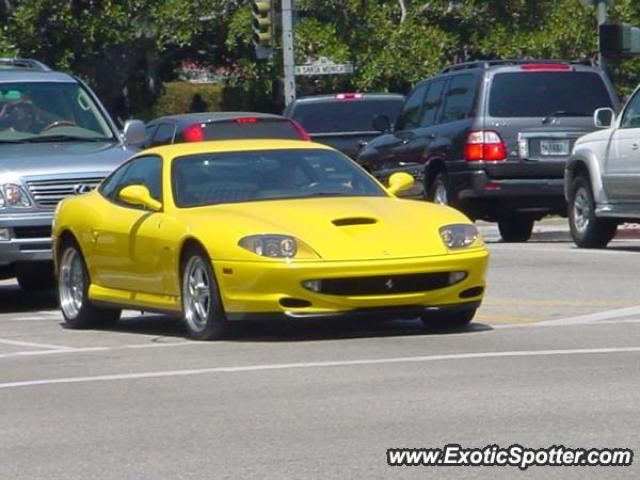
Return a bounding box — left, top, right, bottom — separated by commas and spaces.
464, 131, 508, 162
183, 123, 204, 142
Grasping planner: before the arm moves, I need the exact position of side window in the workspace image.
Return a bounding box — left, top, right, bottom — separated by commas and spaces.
395, 84, 428, 131
143, 124, 158, 148
420, 80, 446, 127
150, 123, 175, 147
620, 92, 640, 129
441, 75, 477, 124
103, 156, 163, 206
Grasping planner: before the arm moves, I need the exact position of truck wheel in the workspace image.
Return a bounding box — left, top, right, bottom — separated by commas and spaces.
497, 218, 534, 242
16, 263, 55, 291
58, 240, 121, 329
569, 176, 617, 248
427, 171, 449, 205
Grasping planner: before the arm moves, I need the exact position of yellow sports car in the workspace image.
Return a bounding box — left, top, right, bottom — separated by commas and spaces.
53, 139, 488, 340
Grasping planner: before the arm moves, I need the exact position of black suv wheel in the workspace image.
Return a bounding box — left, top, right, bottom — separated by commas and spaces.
569, 176, 617, 248
427, 171, 450, 205
497, 218, 534, 242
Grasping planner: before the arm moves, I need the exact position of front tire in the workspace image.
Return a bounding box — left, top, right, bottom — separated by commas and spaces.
58, 241, 121, 329
427, 171, 450, 205
181, 248, 228, 340
421, 308, 476, 329
498, 217, 534, 242
569, 176, 617, 248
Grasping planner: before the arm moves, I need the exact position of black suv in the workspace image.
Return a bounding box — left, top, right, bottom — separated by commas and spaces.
357, 60, 620, 241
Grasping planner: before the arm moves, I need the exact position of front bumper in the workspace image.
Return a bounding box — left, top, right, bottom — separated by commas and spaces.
213, 249, 488, 319
0, 212, 54, 267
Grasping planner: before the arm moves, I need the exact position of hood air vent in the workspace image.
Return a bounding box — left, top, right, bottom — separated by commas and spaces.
332, 217, 378, 227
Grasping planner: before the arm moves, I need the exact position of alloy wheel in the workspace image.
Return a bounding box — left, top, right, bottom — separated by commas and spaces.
183, 256, 212, 333
59, 247, 85, 319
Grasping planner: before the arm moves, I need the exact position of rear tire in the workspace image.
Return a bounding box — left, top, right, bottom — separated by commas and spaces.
181, 247, 228, 340
16, 263, 55, 291
421, 308, 476, 329
498, 217, 534, 242
58, 240, 121, 329
569, 176, 617, 248
427, 171, 450, 205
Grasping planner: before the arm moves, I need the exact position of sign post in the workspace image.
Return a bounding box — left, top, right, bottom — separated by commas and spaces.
281, 0, 296, 106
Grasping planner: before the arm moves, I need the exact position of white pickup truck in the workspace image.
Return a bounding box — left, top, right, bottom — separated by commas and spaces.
565, 86, 640, 248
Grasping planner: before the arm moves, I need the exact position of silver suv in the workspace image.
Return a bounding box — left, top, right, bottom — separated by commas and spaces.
565, 84, 640, 248
0, 58, 144, 290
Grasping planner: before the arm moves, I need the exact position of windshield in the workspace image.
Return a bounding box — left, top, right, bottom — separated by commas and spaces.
0, 82, 114, 142
291, 98, 404, 133
489, 72, 613, 118
172, 148, 386, 207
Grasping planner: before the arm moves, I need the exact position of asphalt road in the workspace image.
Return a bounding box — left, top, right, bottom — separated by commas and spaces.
1, 220, 639, 479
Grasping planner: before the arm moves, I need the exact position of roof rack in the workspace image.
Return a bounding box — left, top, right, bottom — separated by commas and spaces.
439, 59, 596, 74
0, 58, 52, 72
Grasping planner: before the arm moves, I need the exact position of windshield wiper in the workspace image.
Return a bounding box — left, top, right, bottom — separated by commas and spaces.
542, 110, 590, 124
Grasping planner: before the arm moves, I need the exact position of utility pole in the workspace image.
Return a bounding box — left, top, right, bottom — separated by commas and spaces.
597, 0, 608, 73
281, 0, 296, 106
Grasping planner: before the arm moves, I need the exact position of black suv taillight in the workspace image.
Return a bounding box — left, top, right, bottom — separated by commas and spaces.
464, 131, 508, 162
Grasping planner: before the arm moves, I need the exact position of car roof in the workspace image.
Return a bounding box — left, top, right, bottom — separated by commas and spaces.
290, 93, 405, 105
0, 69, 77, 83
148, 112, 288, 126
142, 139, 333, 158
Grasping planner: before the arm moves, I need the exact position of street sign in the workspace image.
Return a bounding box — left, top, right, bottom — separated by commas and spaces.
294, 57, 354, 76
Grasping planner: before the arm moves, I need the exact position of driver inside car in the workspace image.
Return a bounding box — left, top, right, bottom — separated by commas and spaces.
0, 99, 40, 133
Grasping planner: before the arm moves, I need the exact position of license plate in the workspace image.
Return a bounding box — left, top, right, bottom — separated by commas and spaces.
540, 139, 570, 156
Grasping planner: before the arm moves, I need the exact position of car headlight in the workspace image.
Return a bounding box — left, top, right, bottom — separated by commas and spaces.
238, 234, 319, 259
439, 224, 479, 250
0, 184, 32, 208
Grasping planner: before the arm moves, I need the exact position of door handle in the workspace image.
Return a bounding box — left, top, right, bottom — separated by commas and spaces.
632, 143, 639, 150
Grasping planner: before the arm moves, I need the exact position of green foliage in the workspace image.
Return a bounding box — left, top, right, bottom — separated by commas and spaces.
145, 82, 223, 120
1, 0, 640, 113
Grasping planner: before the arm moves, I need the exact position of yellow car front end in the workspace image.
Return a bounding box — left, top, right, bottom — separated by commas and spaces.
214, 250, 488, 321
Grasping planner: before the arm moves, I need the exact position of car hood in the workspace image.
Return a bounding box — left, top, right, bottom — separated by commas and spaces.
184, 196, 478, 261
0, 142, 137, 182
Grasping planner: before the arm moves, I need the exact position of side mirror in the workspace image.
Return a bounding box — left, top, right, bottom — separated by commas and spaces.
594, 108, 615, 129
118, 185, 162, 211
122, 119, 146, 146
387, 172, 414, 195
372, 114, 391, 132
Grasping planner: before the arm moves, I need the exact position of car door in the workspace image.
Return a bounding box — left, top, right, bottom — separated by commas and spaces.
372, 83, 428, 182
91, 155, 166, 294
602, 90, 640, 202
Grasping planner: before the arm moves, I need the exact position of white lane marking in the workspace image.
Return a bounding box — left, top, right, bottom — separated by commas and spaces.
0, 340, 199, 359
1, 346, 639, 390
493, 305, 640, 329
0, 338, 70, 350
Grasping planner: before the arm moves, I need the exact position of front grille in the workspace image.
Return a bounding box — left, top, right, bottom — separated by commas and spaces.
25, 176, 103, 207
13, 226, 52, 239
309, 272, 462, 296
19, 242, 51, 251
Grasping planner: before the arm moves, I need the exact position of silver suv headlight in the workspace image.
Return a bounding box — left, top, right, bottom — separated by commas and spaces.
0, 183, 32, 208
439, 224, 479, 250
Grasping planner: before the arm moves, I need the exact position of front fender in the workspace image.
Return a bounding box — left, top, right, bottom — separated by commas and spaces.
565, 148, 607, 205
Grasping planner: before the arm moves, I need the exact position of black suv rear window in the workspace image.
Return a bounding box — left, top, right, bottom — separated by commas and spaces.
291, 98, 404, 133
201, 119, 301, 140
489, 72, 613, 118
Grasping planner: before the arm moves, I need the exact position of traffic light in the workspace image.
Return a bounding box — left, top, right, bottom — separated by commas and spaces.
252, 0, 274, 59
600, 23, 640, 59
